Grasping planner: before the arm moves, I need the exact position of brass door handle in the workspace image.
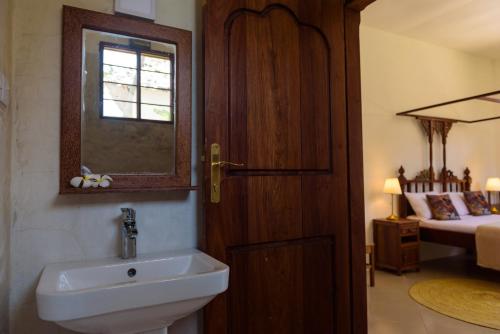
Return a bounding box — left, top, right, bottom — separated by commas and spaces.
211, 161, 245, 168
210, 143, 245, 203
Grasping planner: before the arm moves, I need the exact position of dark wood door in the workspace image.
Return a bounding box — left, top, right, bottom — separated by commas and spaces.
204, 1, 354, 333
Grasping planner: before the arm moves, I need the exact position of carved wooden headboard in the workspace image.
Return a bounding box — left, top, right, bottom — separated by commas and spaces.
397, 118, 472, 218
397, 166, 472, 218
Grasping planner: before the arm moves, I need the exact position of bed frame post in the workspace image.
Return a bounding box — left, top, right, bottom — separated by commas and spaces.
420, 120, 435, 191
464, 168, 471, 191
398, 166, 408, 218
437, 121, 453, 191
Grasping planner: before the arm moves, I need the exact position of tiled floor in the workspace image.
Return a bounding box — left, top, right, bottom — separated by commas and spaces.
368, 254, 500, 334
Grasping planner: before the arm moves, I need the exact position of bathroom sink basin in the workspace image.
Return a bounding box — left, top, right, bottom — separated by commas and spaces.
36, 249, 229, 334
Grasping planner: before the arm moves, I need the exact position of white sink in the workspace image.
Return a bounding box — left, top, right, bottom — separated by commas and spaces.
36, 249, 229, 334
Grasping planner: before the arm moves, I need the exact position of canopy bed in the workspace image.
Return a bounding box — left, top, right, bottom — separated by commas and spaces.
397, 89, 500, 124
396, 96, 500, 270
398, 165, 475, 251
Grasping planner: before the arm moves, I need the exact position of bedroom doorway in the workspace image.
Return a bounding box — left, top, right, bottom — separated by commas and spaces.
361, 0, 500, 333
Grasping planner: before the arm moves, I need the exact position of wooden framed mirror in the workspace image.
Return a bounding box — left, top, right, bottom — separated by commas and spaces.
60, 6, 193, 193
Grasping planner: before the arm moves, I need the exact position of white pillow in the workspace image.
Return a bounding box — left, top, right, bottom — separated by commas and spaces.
405, 191, 437, 219
444, 192, 470, 216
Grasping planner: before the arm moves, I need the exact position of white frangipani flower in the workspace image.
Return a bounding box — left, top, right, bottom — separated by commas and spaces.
98, 175, 113, 188
70, 174, 113, 188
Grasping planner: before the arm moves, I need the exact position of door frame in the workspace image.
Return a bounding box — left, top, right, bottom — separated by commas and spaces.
345, 1, 377, 333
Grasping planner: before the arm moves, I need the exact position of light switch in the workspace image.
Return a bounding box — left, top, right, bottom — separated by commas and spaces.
114, 0, 156, 21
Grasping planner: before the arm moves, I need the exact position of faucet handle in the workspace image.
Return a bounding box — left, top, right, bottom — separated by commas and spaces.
121, 208, 136, 222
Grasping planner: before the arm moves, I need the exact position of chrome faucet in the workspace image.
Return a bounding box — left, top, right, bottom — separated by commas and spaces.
120, 208, 138, 259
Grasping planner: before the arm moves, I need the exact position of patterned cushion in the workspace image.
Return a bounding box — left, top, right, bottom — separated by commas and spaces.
426, 194, 461, 220
463, 191, 491, 216
405, 192, 438, 219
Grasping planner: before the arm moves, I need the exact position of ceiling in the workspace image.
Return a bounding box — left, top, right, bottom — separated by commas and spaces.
362, 0, 500, 59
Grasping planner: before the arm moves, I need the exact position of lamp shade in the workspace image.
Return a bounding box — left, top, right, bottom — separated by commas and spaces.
383, 178, 402, 195
486, 177, 500, 191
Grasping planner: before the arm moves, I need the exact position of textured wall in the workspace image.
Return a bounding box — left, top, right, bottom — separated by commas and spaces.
360, 25, 500, 259
9, 0, 203, 333
0, 0, 12, 332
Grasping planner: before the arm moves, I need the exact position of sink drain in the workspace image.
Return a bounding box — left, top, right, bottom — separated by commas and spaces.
127, 268, 137, 278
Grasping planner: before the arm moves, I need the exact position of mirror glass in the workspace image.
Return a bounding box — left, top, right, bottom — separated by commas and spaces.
81, 29, 176, 175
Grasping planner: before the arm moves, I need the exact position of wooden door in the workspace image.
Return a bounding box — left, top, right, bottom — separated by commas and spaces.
204, 1, 355, 333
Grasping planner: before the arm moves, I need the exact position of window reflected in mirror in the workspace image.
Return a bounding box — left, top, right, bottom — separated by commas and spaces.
81, 29, 176, 175
101, 45, 174, 122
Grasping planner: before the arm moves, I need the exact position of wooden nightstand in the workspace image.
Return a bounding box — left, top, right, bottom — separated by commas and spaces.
373, 218, 420, 275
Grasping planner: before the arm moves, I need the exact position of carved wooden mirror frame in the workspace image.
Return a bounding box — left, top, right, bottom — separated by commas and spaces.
60, 6, 193, 193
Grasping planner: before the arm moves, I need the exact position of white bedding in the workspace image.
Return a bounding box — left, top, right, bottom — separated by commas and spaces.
408, 214, 500, 234
409, 214, 500, 271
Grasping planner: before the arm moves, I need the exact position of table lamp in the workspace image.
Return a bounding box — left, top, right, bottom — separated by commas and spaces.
384, 178, 402, 220
486, 177, 500, 214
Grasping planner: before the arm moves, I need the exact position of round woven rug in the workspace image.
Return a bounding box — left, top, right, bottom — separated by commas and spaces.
409, 278, 500, 330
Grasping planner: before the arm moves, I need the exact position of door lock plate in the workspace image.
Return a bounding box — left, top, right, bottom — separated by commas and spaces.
211, 143, 221, 203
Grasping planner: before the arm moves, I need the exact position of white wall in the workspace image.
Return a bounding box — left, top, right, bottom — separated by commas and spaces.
0, 0, 12, 332
9, 1, 203, 333
360, 25, 500, 258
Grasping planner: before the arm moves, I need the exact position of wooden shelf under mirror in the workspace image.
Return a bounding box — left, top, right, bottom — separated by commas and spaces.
62, 186, 199, 194
60, 6, 195, 193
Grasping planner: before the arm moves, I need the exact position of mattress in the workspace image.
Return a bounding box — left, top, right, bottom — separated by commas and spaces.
408, 214, 500, 234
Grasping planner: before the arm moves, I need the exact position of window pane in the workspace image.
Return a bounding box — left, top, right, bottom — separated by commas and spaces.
103, 64, 137, 85
141, 104, 172, 122
103, 100, 137, 118
141, 54, 171, 73
103, 48, 137, 68
141, 87, 171, 106
103, 83, 137, 102
141, 71, 170, 89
